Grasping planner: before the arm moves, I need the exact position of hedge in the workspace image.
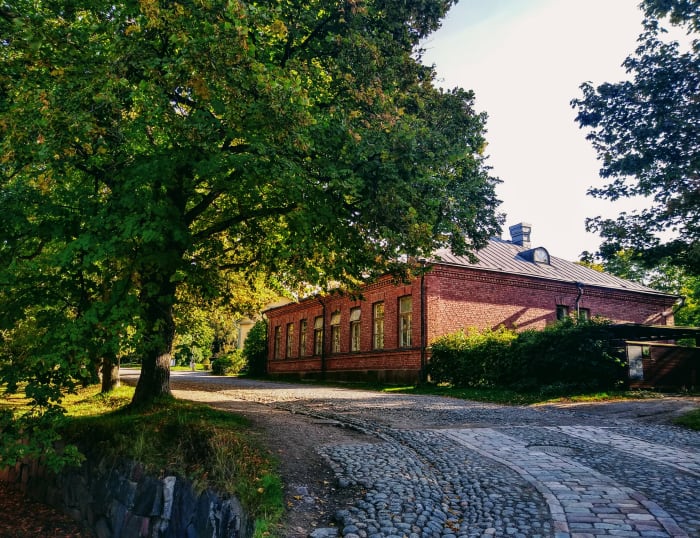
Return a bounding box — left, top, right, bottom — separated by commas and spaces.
428, 317, 626, 392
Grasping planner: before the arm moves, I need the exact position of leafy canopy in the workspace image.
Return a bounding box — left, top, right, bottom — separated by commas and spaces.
572, 0, 700, 275
0, 0, 501, 414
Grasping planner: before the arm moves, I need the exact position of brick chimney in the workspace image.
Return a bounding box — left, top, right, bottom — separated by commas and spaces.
509, 222, 532, 248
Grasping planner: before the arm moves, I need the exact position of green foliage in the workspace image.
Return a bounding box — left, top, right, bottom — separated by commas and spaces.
510, 318, 625, 392
0, 0, 502, 416
429, 318, 626, 392
429, 326, 517, 387
676, 276, 700, 327
211, 350, 246, 376
0, 405, 84, 472
580, 251, 700, 328
572, 0, 700, 275
243, 321, 268, 377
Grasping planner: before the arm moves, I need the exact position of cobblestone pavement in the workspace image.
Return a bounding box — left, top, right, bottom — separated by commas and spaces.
128, 371, 700, 538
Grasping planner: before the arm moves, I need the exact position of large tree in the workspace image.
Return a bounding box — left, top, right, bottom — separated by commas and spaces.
0, 0, 501, 408
580, 249, 700, 327
572, 0, 700, 275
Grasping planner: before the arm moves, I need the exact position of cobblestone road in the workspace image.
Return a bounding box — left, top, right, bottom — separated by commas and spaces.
127, 371, 700, 538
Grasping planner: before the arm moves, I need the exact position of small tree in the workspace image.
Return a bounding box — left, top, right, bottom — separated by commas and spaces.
243, 321, 268, 377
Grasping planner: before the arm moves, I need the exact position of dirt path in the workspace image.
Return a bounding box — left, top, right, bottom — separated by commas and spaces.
171, 389, 374, 537
119, 371, 384, 538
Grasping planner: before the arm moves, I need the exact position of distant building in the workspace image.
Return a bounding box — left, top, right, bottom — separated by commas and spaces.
236, 298, 292, 350
264, 223, 679, 383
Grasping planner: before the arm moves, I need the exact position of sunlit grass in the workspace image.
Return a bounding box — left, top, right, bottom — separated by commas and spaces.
380, 383, 669, 406
0, 389, 31, 411
61, 385, 134, 417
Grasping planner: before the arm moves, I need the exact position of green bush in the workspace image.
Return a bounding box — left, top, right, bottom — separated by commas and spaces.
429, 326, 517, 387
511, 317, 625, 391
243, 320, 268, 376
211, 350, 246, 376
429, 318, 625, 392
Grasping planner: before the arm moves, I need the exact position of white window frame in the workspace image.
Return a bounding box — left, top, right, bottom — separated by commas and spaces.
399, 296, 412, 347
373, 302, 384, 350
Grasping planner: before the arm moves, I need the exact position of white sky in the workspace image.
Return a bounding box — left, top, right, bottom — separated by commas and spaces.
421, 0, 647, 261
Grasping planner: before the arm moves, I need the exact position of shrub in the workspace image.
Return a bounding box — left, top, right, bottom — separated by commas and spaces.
243, 320, 268, 376
429, 318, 626, 392
511, 317, 625, 391
211, 350, 246, 376
429, 326, 517, 387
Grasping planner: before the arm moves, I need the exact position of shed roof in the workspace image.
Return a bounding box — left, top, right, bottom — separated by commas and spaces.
432, 237, 675, 298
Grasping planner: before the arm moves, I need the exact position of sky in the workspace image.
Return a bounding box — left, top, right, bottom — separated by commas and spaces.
420, 0, 648, 261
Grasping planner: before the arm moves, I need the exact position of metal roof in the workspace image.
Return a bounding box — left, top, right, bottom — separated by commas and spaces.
609, 324, 700, 341
431, 237, 675, 298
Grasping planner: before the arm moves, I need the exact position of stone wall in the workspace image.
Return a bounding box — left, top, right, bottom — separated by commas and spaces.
0, 449, 252, 538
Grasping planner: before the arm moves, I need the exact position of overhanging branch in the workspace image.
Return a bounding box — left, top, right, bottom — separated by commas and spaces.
192, 202, 299, 241
184, 188, 224, 225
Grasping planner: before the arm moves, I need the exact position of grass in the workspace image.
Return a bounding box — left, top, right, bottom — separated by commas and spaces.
269, 376, 671, 406
674, 408, 700, 430
4, 384, 284, 538
379, 383, 673, 406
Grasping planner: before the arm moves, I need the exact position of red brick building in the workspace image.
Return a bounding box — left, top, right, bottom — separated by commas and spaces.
264, 224, 679, 382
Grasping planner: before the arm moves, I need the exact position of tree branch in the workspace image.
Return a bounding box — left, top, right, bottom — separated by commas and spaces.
192, 203, 299, 241
281, 9, 340, 66
184, 187, 224, 225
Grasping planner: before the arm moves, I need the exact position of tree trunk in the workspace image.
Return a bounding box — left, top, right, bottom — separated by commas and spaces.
131, 277, 177, 407
100, 352, 121, 393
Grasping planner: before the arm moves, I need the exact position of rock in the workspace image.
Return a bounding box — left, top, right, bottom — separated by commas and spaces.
308, 527, 339, 538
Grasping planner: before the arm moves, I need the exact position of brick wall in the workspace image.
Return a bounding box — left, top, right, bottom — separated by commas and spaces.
266, 265, 677, 381
425, 266, 675, 343
266, 276, 423, 379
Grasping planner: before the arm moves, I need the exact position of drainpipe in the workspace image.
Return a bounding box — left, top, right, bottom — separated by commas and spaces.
316, 295, 327, 381
672, 296, 686, 318
575, 282, 584, 318
420, 259, 427, 384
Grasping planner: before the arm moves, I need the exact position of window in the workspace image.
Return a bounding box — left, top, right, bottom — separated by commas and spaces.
299, 319, 307, 356
314, 316, 324, 355
350, 307, 361, 352
556, 305, 569, 320
399, 296, 412, 347
519, 247, 550, 264
330, 311, 341, 353
578, 308, 590, 321
273, 325, 281, 359
286, 323, 294, 358
373, 302, 384, 350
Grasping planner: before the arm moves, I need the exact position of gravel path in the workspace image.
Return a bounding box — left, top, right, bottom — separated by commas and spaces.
121, 370, 700, 538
